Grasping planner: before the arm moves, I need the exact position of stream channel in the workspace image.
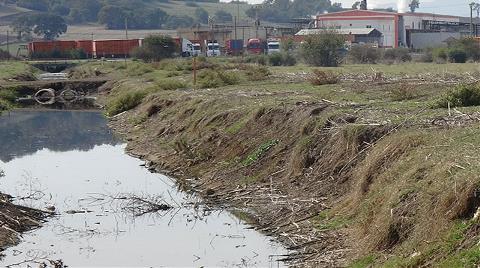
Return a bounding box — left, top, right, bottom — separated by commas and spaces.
0, 110, 287, 267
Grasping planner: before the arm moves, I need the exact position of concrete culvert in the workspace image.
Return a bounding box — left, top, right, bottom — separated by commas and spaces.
59, 89, 78, 103
34, 88, 56, 105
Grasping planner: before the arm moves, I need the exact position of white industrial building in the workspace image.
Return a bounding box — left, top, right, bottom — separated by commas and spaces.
314, 10, 478, 48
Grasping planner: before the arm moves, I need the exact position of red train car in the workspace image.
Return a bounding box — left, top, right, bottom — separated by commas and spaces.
28, 40, 77, 55
76, 40, 94, 56
93, 39, 142, 58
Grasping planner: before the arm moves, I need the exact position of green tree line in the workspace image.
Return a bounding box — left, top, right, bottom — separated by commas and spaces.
8, 0, 229, 32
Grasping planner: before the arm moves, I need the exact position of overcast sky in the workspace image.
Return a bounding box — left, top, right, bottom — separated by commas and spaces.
335, 0, 476, 17
243, 0, 478, 17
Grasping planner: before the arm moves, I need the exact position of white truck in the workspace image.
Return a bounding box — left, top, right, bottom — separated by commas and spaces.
192, 43, 202, 56
175, 38, 195, 57
205, 40, 220, 57
267, 40, 281, 54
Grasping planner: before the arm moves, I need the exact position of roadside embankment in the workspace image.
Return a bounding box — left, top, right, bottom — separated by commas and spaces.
53, 60, 480, 266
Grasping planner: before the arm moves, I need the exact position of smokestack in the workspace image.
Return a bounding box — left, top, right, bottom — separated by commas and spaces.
397, 0, 408, 13
360, 0, 367, 10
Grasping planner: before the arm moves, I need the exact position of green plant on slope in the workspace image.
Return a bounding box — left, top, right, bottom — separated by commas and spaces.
106, 90, 147, 116
242, 139, 279, 166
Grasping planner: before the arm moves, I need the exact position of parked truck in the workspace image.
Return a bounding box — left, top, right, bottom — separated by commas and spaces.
205, 40, 220, 57
267, 40, 281, 54
173, 37, 195, 57
246, 38, 264, 54
225, 39, 244, 56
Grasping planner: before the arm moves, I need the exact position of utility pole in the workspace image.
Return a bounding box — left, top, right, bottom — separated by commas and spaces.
234, 16, 237, 40
469, 2, 479, 36
91, 33, 94, 59
6, 30, 10, 60
125, 17, 129, 39
124, 17, 128, 66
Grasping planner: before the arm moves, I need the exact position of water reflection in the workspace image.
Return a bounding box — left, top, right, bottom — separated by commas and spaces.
0, 111, 287, 267
0, 110, 119, 162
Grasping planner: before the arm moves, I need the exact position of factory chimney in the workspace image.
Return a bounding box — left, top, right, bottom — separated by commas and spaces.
397, 0, 409, 13
360, 0, 367, 10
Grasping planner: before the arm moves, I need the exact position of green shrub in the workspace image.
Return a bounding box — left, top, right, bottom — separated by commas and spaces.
242, 139, 279, 166
282, 53, 297, 66
384, 48, 412, 62
106, 90, 147, 116
198, 69, 240, 88
244, 65, 271, 81
448, 48, 467, 63
132, 35, 176, 62
0, 89, 18, 102
268, 52, 283, 66
267, 52, 297, 66
301, 30, 346, 67
348, 45, 381, 64
433, 47, 448, 63
244, 54, 268, 65
155, 79, 187, 91
435, 83, 480, 108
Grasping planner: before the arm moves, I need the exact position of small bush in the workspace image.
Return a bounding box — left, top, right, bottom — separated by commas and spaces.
267, 52, 297, 66
348, 45, 381, 64
0, 89, 18, 102
418, 49, 433, 63
384, 48, 412, 62
282, 53, 297, 66
242, 139, 279, 166
308, 70, 340, 86
244, 55, 268, 65
301, 31, 345, 67
268, 52, 283, 66
0, 49, 11, 60
132, 35, 176, 62
244, 65, 271, 81
106, 90, 147, 116
198, 69, 240, 88
433, 48, 448, 63
435, 83, 480, 108
448, 48, 467, 63
155, 79, 187, 91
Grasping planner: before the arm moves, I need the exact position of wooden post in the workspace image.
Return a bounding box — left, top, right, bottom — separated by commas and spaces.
193, 57, 197, 90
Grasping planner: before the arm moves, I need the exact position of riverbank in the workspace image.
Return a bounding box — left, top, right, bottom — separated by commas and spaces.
0, 192, 51, 253
92, 59, 480, 266
2, 59, 480, 266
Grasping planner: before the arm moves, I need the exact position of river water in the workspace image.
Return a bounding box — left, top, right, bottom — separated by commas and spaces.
0, 110, 287, 267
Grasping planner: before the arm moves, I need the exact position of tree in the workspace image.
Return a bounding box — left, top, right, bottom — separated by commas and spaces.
301, 31, 345, 67
409, 0, 420, 13
132, 35, 176, 62
352, 1, 360, 9
31, 14, 68, 40
164, 15, 194, 29
195, 7, 209, 24
98, 5, 126, 29
11, 14, 34, 40
16, 0, 49, 11
214, 10, 232, 22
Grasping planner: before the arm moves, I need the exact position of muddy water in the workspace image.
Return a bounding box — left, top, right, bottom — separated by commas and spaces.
0, 110, 287, 267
